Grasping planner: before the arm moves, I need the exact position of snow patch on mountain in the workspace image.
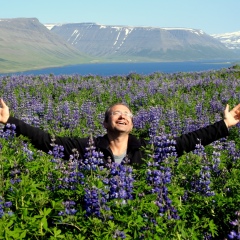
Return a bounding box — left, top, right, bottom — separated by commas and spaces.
211, 31, 240, 49
162, 27, 205, 35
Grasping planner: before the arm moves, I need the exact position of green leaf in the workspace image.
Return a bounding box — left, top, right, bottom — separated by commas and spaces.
43, 207, 52, 216
20, 230, 27, 239
41, 217, 48, 231
107, 220, 115, 229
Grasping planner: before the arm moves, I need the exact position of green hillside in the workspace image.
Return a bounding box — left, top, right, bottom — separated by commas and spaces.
0, 18, 91, 73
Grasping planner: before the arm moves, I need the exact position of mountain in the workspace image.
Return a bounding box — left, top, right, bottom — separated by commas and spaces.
0, 18, 90, 73
1, 18, 239, 74
211, 31, 240, 52
48, 23, 237, 62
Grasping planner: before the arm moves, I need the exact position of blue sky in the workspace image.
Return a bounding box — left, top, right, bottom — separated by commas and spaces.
1, 0, 239, 34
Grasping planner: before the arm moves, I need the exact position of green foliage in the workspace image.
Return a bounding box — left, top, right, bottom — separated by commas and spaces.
0, 67, 239, 239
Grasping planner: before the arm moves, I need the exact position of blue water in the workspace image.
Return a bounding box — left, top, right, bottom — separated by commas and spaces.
1, 61, 236, 77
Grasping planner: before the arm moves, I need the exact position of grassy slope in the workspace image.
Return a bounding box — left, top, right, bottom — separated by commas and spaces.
0, 42, 92, 73
0, 18, 92, 73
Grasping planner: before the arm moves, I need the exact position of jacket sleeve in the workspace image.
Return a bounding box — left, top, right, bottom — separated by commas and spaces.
175, 120, 229, 157
6, 116, 88, 160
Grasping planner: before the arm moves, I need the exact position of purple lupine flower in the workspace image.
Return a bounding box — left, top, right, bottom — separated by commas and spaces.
193, 141, 206, 157
148, 107, 162, 144
79, 135, 104, 171
146, 168, 178, 220
165, 108, 182, 136
153, 135, 178, 162
224, 140, 240, 163
147, 133, 179, 220
79, 137, 110, 218
9, 163, 22, 187
107, 162, 134, 202
210, 98, 223, 113
49, 144, 65, 161
80, 101, 96, 131
228, 230, 237, 239
211, 151, 221, 174
0, 197, 13, 218
22, 142, 34, 161
48, 156, 85, 191
182, 117, 201, 134
84, 187, 102, 218
191, 142, 215, 196
4, 202, 12, 208
228, 211, 240, 240
59, 101, 71, 129
58, 200, 77, 216
133, 108, 150, 130
0, 123, 16, 139
230, 219, 239, 226
203, 232, 212, 240
113, 229, 126, 239
190, 163, 215, 197
83, 144, 134, 218
47, 144, 85, 191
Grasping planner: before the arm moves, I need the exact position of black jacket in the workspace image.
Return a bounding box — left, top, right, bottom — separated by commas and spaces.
7, 116, 229, 164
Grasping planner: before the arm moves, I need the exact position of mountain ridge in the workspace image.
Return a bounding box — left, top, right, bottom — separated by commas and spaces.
45, 22, 240, 52
48, 22, 238, 62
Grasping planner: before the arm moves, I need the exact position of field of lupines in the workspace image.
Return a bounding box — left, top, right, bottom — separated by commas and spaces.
0, 65, 240, 239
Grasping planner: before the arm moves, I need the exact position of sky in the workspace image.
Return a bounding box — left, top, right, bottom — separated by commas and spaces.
1, 0, 239, 35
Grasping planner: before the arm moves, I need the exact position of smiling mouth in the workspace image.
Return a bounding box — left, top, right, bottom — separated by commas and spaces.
116, 122, 127, 125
